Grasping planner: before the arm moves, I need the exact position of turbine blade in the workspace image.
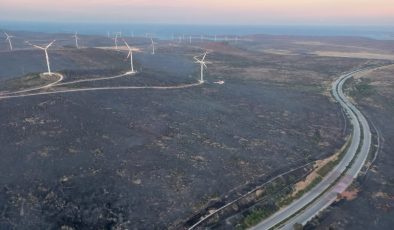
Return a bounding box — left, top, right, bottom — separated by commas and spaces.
33, 45, 45, 50
25, 41, 44, 50
123, 39, 130, 49
127, 50, 132, 59
46, 40, 56, 49
202, 52, 207, 61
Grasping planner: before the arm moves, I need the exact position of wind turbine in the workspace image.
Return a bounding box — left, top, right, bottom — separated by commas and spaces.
113, 33, 119, 50
27, 40, 56, 75
189, 35, 192, 44
150, 37, 157, 55
73, 32, 79, 49
123, 39, 136, 74
194, 52, 211, 83
4, 32, 14, 51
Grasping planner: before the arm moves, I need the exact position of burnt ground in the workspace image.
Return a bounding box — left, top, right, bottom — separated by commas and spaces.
309, 65, 394, 230
0, 33, 390, 229
0, 48, 129, 81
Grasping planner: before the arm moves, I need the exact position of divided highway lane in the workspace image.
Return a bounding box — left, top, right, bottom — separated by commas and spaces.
251, 68, 372, 230
279, 71, 372, 229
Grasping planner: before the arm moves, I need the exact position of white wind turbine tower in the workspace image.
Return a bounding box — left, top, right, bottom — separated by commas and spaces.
194, 52, 211, 83
113, 33, 119, 50
4, 32, 14, 51
150, 37, 157, 55
123, 39, 136, 74
27, 40, 56, 75
73, 32, 79, 49
189, 35, 192, 44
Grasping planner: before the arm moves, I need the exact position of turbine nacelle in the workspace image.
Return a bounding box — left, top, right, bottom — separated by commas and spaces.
194, 51, 211, 83
27, 40, 56, 75
26, 40, 55, 50
73, 32, 80, 49
4, 32, 14, 50
73, 32, 79, 39
150, 38, 157, 55
123, 39, 136, 74
112, 33, 120, 50
4, 32, 14, 40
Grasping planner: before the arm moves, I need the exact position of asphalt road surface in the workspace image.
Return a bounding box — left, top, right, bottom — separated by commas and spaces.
251, 68, 372, 230
0, 66, 372, 230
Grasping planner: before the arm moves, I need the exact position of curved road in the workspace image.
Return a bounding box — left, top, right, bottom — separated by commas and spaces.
0, 72, 203, 100
0, 71, 135, 96
0, 66, 373, 229
1, 73, 64, 95
55, 72, 133, 86
252, 68, 372, 230
0, 82, 203, 100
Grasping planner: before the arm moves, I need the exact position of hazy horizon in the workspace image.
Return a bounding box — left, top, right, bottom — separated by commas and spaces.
1, 0, 393, 25
1, 22, 393, 41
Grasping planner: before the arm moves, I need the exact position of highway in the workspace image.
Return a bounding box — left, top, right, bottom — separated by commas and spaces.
0, 66, 372, 230
251, 68, 372, 230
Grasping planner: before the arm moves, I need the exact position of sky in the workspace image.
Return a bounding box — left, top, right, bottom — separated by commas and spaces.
1, 0, 393, 25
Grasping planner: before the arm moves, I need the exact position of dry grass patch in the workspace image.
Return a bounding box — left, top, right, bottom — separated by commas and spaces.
291, 135, 350, 196
313, 51, 394, 60
337, 188, 360, 201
